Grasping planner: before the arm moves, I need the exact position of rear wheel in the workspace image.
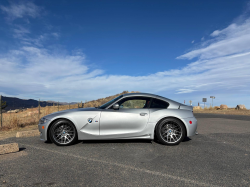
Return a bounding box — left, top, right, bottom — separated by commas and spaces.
155, 118, 186, 145
49, 119, 77, 146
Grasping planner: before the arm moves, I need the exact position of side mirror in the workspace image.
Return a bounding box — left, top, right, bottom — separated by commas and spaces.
112, 103, 119, 110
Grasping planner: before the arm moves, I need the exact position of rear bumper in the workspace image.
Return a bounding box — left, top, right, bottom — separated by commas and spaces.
181, 117, 197, 137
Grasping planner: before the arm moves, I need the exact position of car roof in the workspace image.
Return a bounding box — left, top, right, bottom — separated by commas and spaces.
123, 92, 165, 98
122, 93, 183, 108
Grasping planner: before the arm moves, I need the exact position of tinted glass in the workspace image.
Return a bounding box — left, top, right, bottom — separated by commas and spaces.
150, 99, 169, 108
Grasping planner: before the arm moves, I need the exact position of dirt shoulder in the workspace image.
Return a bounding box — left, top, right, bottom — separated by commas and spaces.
193, 108, 250, 116
0, 125, 38, 141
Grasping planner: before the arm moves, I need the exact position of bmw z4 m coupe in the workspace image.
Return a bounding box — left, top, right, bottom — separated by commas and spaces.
38, 93, 197, 146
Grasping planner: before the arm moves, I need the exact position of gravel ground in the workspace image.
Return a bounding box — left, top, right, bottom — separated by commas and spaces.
0, 113, 249, 187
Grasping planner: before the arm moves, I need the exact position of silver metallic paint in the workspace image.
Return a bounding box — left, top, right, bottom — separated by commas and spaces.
38, 93, 197, 142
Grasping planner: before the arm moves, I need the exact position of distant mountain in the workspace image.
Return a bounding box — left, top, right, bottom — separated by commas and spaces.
1, 91, 139, 112
1, 96, 77, 111
46, 100, 78, 105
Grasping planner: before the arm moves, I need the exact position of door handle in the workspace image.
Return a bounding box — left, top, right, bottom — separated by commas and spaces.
140, 113, 147, 116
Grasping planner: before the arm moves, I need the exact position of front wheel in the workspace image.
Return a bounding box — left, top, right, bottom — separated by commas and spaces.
155, 118, 186, 146
49, 119, 78, 146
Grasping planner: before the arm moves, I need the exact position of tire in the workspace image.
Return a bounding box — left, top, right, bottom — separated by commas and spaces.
155, 118, 186, 146
49, 119, 78, 146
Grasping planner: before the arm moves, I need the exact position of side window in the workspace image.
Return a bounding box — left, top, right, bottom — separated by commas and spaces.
118, 97, 151, 109
150, 99, 169, 109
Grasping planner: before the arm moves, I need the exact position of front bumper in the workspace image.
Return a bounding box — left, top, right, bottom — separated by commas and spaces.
181, 117, 198, 137
38, 119, 51, 141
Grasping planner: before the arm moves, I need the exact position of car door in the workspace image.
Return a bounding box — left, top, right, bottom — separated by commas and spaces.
100, 96, 151, 137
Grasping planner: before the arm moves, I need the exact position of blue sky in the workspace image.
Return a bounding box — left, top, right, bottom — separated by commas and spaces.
0, 0, 250, 108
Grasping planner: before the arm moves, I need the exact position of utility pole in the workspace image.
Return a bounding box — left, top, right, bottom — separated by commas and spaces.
0, 95, 2, 128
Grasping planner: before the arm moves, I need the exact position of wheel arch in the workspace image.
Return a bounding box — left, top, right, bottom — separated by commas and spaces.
46, 117, 77, 142
153, 116, 187, 138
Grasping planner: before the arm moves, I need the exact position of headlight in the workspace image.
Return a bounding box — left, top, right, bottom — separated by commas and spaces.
39, 117, 49, 124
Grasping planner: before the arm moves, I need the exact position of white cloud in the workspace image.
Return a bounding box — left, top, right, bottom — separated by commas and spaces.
201, 37, 204, 41
1, 43, 249, 103
52, 33, 60, 39
177, 19, 250, 60
210, 23, 238, 37
176, 89, 196, 94
210, 30, 221, 37
0, 1, 41, 21
0, 1, 250, 108
13, 25, 30, 39
191, 40, 195, 43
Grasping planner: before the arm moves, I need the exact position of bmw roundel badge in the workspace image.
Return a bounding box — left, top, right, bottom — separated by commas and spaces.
88, 118, 93, 123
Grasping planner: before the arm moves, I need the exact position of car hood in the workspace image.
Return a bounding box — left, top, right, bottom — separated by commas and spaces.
43, 107, 101, 120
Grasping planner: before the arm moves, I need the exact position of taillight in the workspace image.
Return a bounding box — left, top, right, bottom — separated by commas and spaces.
189, 121, 192, 124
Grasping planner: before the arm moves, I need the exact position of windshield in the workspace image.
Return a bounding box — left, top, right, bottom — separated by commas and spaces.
98, 95, 123, 109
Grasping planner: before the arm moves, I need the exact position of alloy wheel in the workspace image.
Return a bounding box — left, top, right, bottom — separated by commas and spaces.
51, 122, 76, 145
160, 121, 182, 143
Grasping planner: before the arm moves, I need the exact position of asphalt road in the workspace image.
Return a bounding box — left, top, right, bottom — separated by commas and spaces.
0, 113, 250, 187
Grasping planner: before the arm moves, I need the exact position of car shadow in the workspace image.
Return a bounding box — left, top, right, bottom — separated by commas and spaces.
79, 137, 192, 144
182, 137, 192, 142
79, 139, 153, 144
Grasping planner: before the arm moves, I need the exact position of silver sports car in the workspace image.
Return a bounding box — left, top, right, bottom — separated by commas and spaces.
38, 93, 197, 146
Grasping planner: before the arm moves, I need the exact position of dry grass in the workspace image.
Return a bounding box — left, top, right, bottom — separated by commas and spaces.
193, 107, 250, 116
1, 106, 67, 131
0, 91, 138, 131
2, 91, 247, 132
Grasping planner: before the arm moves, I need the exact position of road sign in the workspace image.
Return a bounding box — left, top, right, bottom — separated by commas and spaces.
202, 98, 207, 108
210, 96, 215, 107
